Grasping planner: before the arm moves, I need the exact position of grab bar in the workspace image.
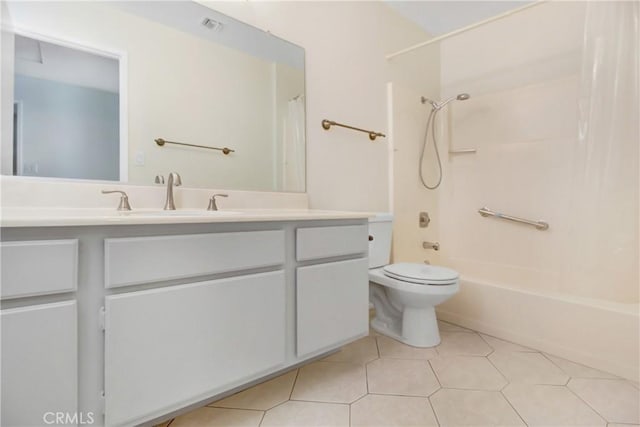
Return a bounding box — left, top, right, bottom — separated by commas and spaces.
449, 148, 477, 154
478, 207, 549, 231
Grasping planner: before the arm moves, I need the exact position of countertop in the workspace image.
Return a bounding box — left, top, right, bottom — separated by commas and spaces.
0, 207, 373, 227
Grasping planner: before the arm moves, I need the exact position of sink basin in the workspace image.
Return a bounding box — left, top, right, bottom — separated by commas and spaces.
122, 210, 243, 216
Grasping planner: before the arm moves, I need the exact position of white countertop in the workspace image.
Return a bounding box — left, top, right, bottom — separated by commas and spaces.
0, 207, 373, 227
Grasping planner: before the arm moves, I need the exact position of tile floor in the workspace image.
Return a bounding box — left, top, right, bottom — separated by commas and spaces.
158, 321, 639, 427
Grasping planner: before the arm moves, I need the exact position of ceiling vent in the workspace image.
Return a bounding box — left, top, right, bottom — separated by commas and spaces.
201, 18, 224, 32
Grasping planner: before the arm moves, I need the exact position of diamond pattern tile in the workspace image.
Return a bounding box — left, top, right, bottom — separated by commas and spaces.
503, 383, 606, 426
366, 358, 440, 397
290, 361, 367, 404
211, 370, 297, 410
377, 335, 438, 360
430, 355, 507, 390
568, 378, 640, 424
489, 350, 570, 385
170, 407, 263, 427
436, 331, 493, 356
351, 394, 438, 427
157, 321, 637, 427
430, 389, 525, 426
261, 401, 349, 427
322, 336, 379, 365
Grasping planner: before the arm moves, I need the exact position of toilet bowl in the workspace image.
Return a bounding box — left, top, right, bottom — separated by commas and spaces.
368, 214, 459, 347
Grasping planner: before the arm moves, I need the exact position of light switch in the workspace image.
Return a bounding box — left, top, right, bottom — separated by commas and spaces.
135, 151, 145, 166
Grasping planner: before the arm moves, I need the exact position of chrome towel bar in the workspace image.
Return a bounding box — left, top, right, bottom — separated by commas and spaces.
478, 207, 549, 231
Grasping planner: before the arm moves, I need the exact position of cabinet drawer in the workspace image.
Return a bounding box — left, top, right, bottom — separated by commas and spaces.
1, 301, 78, 427
105, 230, 285, 288
296, 225, 368, 261
105, 271, 286, 426
0, 240, 78, 299
296, 258, 369, 357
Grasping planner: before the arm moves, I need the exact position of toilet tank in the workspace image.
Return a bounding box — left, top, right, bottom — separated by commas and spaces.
368, 213, 393, 268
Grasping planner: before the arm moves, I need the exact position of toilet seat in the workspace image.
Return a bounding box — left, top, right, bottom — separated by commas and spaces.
383, 263, 458, 285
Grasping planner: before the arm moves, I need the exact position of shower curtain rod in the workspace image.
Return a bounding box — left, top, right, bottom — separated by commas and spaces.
386, 1, 548, 60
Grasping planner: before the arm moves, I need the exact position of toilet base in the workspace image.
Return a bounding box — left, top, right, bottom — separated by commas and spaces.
370, 305, 441, 348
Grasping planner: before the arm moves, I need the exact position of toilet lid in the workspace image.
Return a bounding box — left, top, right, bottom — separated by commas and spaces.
383, 263, 459, 285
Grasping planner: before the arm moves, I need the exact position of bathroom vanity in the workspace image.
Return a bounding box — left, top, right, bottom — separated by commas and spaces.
0, 211, 370, 426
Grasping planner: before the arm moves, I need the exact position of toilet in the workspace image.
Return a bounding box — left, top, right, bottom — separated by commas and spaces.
368, 213, 459, 347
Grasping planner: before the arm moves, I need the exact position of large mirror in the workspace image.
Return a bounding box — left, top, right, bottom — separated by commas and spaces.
1, 1, 306, 192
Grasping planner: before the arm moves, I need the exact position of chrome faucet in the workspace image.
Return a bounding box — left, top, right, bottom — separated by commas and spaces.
164, 172, 182, 210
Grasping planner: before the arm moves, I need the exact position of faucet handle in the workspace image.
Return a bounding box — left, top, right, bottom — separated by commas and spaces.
154, 175, 165, 184
207, 194, 228, 211
168, 172, 182, 186
102, 190, 132, 211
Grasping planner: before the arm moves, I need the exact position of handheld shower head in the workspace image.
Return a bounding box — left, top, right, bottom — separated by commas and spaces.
421, 93, 470, 110
419, 91, 471, 190
439, 93, 471, 109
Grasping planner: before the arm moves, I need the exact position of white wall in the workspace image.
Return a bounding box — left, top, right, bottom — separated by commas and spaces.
14, 74, 120, 180
203, 1, 433, 211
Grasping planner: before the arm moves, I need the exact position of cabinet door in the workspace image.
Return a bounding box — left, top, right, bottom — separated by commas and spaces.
104, 271, 286, 427
297, 258, 369, 357
1, 301, 78, 427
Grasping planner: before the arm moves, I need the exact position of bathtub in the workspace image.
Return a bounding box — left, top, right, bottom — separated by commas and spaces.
436, 261, 639, 382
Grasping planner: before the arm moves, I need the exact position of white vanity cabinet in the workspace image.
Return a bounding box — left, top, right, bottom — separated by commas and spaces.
295, 225, 369, 357
103, 231, 287, 426
0, 217, 369, 427
0, 240, 79, 427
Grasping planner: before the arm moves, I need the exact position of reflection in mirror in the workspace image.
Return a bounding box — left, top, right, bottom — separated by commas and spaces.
2, 1, 306, 192
13, 35, 121, 181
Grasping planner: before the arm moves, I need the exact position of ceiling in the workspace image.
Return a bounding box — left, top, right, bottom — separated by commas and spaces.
385, 1, 534, 36
14, 34, 119, 93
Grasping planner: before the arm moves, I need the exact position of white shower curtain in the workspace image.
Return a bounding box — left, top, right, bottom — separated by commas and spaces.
565, 1, 639, 303
282, 95, 306, 192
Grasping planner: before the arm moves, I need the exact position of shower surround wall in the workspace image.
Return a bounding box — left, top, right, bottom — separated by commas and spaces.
390, 1, 638, 380
388, 44, 441, 265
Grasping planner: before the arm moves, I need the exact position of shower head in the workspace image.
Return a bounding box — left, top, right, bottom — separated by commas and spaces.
439, 93, 471, 109
422, 93, 471, 110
